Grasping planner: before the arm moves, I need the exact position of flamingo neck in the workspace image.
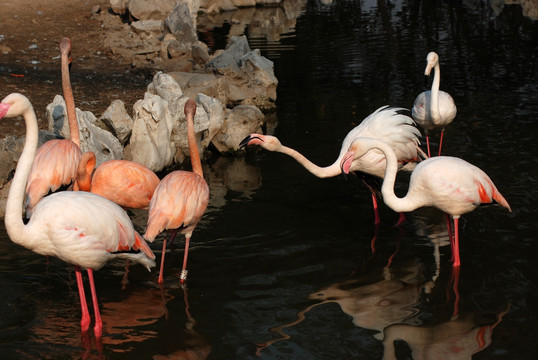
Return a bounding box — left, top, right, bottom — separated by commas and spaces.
186, 107, 203, 177
360, 138, 423, 213
278, 145, 342, 178
5, 106, 38, 247
430, 62, 441, 124
61, 49, 80, 147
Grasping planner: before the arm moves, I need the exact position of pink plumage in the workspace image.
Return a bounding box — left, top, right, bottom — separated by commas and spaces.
144, 99, 209, 285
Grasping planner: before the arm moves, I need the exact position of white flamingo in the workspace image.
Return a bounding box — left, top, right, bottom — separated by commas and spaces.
341, 137, 511, 267
412, 51, 457, 157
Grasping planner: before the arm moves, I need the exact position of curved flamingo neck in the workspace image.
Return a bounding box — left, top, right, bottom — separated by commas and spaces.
185, 100, 203, 177
359, 138, 424, 213
429, 62, 441, 124
277, 145, 342, 178
5, 101, 37, 247
74, 152, 96, 191
60, 38, 80, 147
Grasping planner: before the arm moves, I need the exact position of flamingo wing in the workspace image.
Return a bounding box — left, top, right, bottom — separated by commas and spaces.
28, 191, 155, 269
90, 160, 160, 209
342, 106, 422, 177
144, 171, 209, 241
410, 157, 511, 215
25, 139, 81, 215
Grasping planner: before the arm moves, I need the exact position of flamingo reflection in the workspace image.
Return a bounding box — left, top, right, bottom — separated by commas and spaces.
256, 257, 433, 355
153, 287, 212, 359
381, 303, 510, 360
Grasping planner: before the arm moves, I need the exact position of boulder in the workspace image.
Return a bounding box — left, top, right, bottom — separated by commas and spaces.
101, 100, 134, 145
125, 93, 176, 172
212, 105, 264, 152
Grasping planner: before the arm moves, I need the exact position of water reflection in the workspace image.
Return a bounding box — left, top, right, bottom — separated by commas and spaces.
152, 288, 212, 360
197, 0, 308, 56
256, 250, 434, 355
381, 303, 510, 360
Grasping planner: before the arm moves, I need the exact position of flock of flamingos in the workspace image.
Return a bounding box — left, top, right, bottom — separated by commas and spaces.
0, 37, 511, 343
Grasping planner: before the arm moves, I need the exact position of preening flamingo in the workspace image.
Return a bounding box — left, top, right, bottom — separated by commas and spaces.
25, 37, 82, 217
0, 93, 156, 339
240, 106, 423, 225
144, 99, 209, 285
341, 137, 511, 267
74, 151, 160, 209
412, 51, 457, 157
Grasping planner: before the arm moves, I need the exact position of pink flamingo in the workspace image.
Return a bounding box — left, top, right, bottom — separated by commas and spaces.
240, 106, 423, 225
144, 99, 209, 285
412, 51, 457, 157
74, 152, 160, 209
1, 93, 156, 340
25, 37, 82, 217
341, 137, 511, 267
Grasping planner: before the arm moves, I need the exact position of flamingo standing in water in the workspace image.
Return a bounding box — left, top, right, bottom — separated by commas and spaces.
74, 152, 160, 209
0, 93, 156, 339
25, 37, 82, 217
240, 106, 423, 225
144, 99, 209, 285
412, 51, 457, 157
341, 137, 511, 267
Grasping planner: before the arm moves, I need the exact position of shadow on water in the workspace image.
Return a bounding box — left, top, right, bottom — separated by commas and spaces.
1, 0, 538, 359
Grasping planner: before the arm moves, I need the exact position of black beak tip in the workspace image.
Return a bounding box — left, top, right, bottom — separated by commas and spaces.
239, 135, 252, 148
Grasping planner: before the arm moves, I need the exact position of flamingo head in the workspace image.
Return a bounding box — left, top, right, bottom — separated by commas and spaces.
340, 137, 378, 174
424, 51, 439, 76
0, 93, 32, 119
239, 134, 282, 151
60, 37, 72, 64
340, 150, 355, 175
184, 99, 197, 117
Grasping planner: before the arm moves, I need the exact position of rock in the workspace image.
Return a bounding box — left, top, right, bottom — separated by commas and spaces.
110, 0, 129, 15
212, 105, 264, 152
101, 100, 134, 145
195, 93, 225, 149
125, 93, 175, 172
131, 20, 164, 38
46, 95, 124, 166
239, 49, 278, 105
167, 40, 191, 59
128, 0, 177, 20
192, 40, 210, 64
164, 2, 198, 44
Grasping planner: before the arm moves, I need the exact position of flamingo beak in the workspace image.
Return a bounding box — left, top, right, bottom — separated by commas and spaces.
340, 150, 354, 177
0, 103, 11, 119
239, 134, 264, 148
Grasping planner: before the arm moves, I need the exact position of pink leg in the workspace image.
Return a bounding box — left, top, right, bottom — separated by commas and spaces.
158, 238, 167, 285
371, 193, 381, 225
450, 265, 461, 319
180, 237, 191, 284
394, 212, 406, 227
86, 268, 102, 339
425, 134, 431, 158
438, 129, 445, 156
75, 266, 91, 334
452, 217, 461, 267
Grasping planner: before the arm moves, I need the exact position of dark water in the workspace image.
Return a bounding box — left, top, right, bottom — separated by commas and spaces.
1, 0, 538, 359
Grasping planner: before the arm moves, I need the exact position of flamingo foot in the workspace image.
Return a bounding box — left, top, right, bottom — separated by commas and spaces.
180, 269, 188, 284
94, 322, 103, 340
